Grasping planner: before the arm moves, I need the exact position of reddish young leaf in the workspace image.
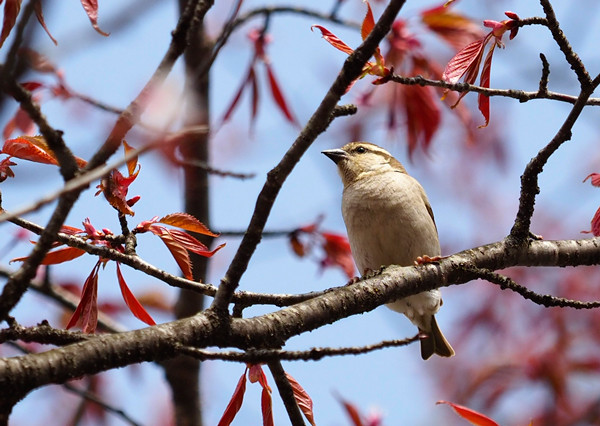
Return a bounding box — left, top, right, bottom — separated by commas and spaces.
66, 261, 101, 333
361, 0, 376, 41
220, 64, 255, 125
265, 64, 298, 126
248, 364, 271, 392
338, 397, 364, 426
2, 135, 58, 165
2, 135, 87, 167
437, 401, 499, 426
20, 81, 44, 92
115, 263, 156, 326
321, 232, 355, 278
285, 372, 316, 426
80, 0, 109, 36
477, 43, 496, 128
442, 37, 486, 85
261, 388, 274, 426
0, 0, 21, 49
38, 247, 85, 265
402, 83, 441, 156
164, 228, 225, 257
150, 227, 193, 279
311, 25, 355, 55
122, 141, 140, 178
3, 107, 35, 139
96, 170, 136, 216
585, 206, 600, 237
584, 173, 600, 187
34, 1, 57, 45
217, 369, 248, 426
289, 233, 306, 257
0, 157, 16, 182
158, 213, 219, 237
421, 5, 484, 51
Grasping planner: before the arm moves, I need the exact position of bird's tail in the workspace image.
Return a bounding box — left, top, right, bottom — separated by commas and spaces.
419, 315, 455, 360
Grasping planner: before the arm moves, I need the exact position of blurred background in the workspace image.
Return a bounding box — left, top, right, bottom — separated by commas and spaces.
2, 0, 600, 424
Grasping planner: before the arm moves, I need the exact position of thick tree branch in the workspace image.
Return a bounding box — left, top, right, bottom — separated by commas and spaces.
2, 237, 600, 403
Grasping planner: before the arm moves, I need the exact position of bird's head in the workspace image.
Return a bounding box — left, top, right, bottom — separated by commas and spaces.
322, 142, 406, 186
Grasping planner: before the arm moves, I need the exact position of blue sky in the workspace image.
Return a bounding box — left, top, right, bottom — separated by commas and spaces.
3, 1, 600, 424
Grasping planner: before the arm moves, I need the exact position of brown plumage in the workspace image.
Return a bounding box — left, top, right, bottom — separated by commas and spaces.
322, 142, 454, 359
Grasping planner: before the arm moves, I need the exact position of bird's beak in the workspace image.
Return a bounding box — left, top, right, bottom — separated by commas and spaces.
321, 149, 347, 164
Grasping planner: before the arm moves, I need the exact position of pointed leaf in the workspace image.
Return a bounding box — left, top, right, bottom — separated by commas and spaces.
2, 135, 87, 167
116, 263, 156, 326
285, 372, 316, 426
3, 107, 35, 139
38, 246, 85, 265
338, 397, 363, 426
34, 1, 57, 45
361, 1, 375, 42
311, 25, 355, 55
150, 226, 193, 279
477, 43, 496, 128
158, 213, 218, 236
421, 5, 484, 51
80, 0, 109, 36
265, 63, 297, 125
164, 228, 225, 257
437, 401, 499, 426
0, 0, 21, 49
584, 173, 600, 186
221, 64, 255, 125
122, 140, 139, 178
19, 48, 59, 75
261, 388, 274, 426
442, 37, 486, 84
0, 157, 16, 182
217, 369, 248, 426
66, 261, 101, 333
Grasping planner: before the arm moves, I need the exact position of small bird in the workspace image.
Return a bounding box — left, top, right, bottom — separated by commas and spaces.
322, 142, 454, 360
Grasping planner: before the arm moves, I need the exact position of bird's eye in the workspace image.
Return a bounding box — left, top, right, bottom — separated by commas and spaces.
354, 146, 367, 154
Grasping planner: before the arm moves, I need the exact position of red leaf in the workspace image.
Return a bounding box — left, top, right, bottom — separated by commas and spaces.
20, 81, 44, 92
421, 5, 484, 51
0, 0, 21, 49
442, 37, 486, 84
122, 140, 139, 178
2, 136, 58, 165
401, 83, 441, 157
477, 43, 496, 128
220, 64, 255, 125
361, 1, 375, 42
163, 228, 225, 257
285, 372, 316, 426
437, 401, 499, 426
80, 0, 109, 36
217, 369, 248, 426
2, 107, 34, 139
320, 232, 356, 278
311, 25, 355, 55
116, 263, 156, 326
38, 246, 85, 265
150, 226, 193, 279
248, 364, 271, 391
2, 135, 87, 167
96, 170, 135, 216
338, 397, 364, 426
158, 213, 219, 237
584, 173, 600, 187
66, 261, 101, 333
34, 1, 57, 45
261, 388, 274, 426
249, 67, 259, 123
586, 206, 600, 237
265, 64, 297, 125
0, 157, 16, 182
